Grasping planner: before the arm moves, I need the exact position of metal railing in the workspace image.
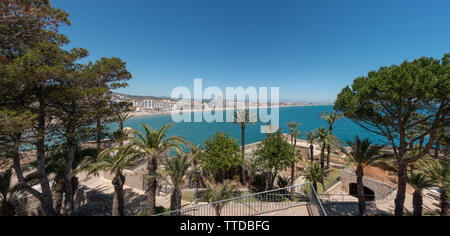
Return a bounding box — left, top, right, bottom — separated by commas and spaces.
153, 183, 327, 216
309, 183, 328, 216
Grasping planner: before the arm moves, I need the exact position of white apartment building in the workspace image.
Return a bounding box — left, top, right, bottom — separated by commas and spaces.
133, 99, 174, 111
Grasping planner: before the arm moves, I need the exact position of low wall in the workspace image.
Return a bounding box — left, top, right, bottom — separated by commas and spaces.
340, 169, 395, 202
102, 164, 147, 191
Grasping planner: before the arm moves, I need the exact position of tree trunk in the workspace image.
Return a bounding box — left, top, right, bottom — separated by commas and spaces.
11, 133, 43, 202
394, 162, 408, 216
326, 145, 331, 169
290, 162, 296, 200
96, 118, 102, 154
290, 137, 297, 199
320, 147, 325, 169
265, 172, 271, 191
310, 145, 314, 162
441, 187, 449, 217
120, 122, 124, 133
145, 157, 158, 216
240, 125, 247, 186
36, 100, 56, 216
291, 163, 296, 186
290, 133, 296, 185
356, 168, 366, 216
435, 140, 440, 159
112, 174, 125, 216
64, 142, 76, 215
53, 179, 65, 214
170, 188, 182, 216
412, 190, 423, 216
312, 182, 318, 193
269, 172, 277, 190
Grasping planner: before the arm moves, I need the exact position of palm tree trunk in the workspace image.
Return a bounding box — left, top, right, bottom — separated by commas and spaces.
326, 145, 331, 169
441, 187, 449, 216
394, 161, 408, 216
71, 177, 79, 208
240, 125, 247, 186
170, 188, 182, 216
145, 157, 158, 216
412, 190, 423, 216
53, 179, 65, 214
290, 163, 296, 186
320, 147, 325, 169
290, 133, 296, 185
356, 168, 366, 216
291, 136, 297, 191
310, 145, 314, 163
112, 174, 125, 216
215, 205, 223, 217
312, 182, 318, 193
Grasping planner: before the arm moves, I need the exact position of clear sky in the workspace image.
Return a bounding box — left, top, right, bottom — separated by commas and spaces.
53, 0, 450, 103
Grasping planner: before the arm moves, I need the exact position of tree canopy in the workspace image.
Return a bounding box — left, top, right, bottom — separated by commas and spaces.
335, 54, 449, 163
199, 132, 243, 183
335, 54, 450, 216
254, 130, 297, 189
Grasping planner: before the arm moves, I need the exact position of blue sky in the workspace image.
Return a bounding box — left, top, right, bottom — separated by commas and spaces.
53, 0, 450, 103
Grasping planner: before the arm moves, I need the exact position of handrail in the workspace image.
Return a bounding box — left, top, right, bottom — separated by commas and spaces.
153, 182, 327, 216
310, 182, 328, 216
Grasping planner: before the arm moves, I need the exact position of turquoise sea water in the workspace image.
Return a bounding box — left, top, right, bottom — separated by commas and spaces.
113, 106, 388, 146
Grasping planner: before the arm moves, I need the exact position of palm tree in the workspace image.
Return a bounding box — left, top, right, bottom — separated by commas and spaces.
320, 112, 344, 169
25, 147, 96, 215
232, 109, 257, 186
287, 122, 301, 145
0, 168, 19, 216
305, 131, 317, 163
130, 124, 186, 216
407, 172, 435, 216
201, 181, 237, 216
113, 112, 134, 146
188, 145, 205, 200
305, 162, 331, 193
77, 145, 139, 216
161, 153, 193, 216
286, 122, 301, 186
115, 111, 134, 133
418, 157, 449, 216
315, 128, 340, 169
341, 136, 387, 216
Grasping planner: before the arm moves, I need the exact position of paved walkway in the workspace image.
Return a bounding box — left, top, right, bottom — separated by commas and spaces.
260, 206, 309, 216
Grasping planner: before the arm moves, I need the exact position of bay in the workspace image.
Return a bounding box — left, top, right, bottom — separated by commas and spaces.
112, 105, 388, 146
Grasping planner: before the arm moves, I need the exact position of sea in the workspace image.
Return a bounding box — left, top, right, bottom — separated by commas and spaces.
111, 105, 388, 147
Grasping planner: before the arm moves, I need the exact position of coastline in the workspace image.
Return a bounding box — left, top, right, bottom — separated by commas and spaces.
129, 104, 331, 119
